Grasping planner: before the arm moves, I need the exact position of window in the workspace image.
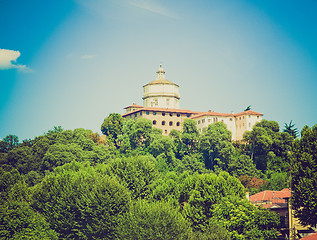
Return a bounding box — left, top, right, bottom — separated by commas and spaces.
153, 120, 157, 125
153, 112, 156, 115
146, 112, 149, 115
169, 121, 173, 126
176, 122, 180, 126
135, 113, 137, 117
169, 113, 173, 117
202, 119, 205, 123
229, 118, 232, 121
165, 130, 168, 134
257, 116, 259, 119
239, 117, 241, 120
140, 112, 142, 116
162, 113, 165, 116
187, 114, 190, 117
162, 121, 166, 126
177, 114, 180, 117
198, 120, 201, 124
208, 119, 211, 123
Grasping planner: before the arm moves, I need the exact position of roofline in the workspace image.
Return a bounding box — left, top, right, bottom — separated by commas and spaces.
122, 107, 201, 117
143, 82, 179, 87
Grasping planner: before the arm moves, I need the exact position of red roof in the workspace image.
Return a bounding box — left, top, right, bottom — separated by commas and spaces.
234, 110, 263, 117
301, 232, 317, 240
122, 107, 201, 117
190, 111, 233, 119
124, 104, 144, 109
189, 110, 263, 120
250, 189, 291, 207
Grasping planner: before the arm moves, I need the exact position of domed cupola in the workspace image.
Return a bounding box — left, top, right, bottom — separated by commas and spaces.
143, 64, 180, 108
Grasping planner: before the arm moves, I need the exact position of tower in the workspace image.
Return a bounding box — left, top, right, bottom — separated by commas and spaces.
143, 64, 180, 109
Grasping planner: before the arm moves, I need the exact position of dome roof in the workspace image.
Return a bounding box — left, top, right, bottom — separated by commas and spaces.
144, 64, 179, 87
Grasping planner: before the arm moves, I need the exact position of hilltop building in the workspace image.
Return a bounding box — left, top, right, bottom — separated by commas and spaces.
122, 65, 263, 141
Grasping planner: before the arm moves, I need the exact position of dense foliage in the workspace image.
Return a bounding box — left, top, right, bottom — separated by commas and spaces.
291, 124, 317, 226
0, 114, 310, 239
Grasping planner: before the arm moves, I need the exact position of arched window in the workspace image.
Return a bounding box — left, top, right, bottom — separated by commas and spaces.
176, 122, 180, 126
169, 121, 173, 126
162, 121, 165, 126
162, 113, 166, 116
153, 120, 157, 125
169, 113, 173, 117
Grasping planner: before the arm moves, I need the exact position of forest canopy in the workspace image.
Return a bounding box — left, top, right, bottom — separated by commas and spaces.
0, 114, 315, 240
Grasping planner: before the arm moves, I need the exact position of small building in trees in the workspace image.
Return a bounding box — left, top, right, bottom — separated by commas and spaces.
122, 65, 263, 140
250, 189, 316, 239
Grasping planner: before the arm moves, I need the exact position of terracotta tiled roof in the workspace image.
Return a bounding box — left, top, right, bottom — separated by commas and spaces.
234, 110, 263, 117
189, 111, 234, 119
250, 189, 291, 207
189, 110, 263, 120
122, 107, 201, 117
301, 232, 317, 240
124, 104, 144, 109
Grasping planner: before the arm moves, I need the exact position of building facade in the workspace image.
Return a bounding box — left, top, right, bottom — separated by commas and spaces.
122, 65, 263, 141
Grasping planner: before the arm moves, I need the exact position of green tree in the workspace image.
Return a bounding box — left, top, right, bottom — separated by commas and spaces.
228, 153, 259, 178
189, 222, 231, 240
0, 200, 58, 239
31, 161, 131, 239
149, 135, 176, 164
181, 119, 200, 155
199, 122, 234, 170
210, 197, 279, 240
0, 135, 19, 153
291, 124, 317, 226
102, 155, 159, 199
101, 113, 125, 146
7, 146, 40, 174
0, 167, 21, 199
244, 105, 251, 111
283, 120, 298, 139
119, 200, 191, 240
182, 172, 245, 231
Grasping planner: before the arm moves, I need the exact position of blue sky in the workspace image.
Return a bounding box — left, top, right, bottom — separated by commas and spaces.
1, 0, 317, 141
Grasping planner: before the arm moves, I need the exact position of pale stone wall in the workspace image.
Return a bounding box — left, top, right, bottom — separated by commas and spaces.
235, 114, 262, 141
195, 116, 237, 140
125, 110, 190, 135
143, 84, 180, 109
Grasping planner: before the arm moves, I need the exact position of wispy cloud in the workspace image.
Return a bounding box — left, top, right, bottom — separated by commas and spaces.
0, 49, 32, 72
128, 0, 177, 19
81, 54, 97, 59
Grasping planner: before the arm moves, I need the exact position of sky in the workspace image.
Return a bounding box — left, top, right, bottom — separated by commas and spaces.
1, 0, 317, 141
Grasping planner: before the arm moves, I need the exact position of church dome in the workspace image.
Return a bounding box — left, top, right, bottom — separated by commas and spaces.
144, 64, 178, 87
143, 64, 180, 109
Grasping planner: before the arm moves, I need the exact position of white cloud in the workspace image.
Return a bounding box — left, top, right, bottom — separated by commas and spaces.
0, 49, 32, 72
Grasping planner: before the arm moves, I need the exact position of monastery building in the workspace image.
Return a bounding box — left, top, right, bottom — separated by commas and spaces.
122, 65, 263, 141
